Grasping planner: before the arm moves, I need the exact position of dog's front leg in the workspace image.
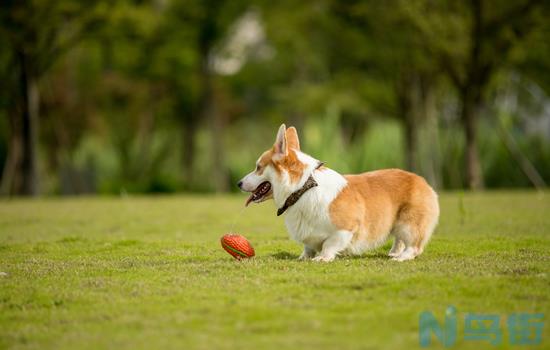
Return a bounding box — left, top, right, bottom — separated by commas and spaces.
313, 230, 353, 262
298, 245, 316, 260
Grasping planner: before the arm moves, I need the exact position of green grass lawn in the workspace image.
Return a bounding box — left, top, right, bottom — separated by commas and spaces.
1, 192, 549, 350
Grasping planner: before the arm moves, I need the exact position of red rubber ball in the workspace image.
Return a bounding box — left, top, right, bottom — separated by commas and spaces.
221, 234, 255, 259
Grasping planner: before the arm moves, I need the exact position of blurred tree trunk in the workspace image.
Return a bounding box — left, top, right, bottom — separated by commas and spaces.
440, 0, 486, 190
461, 0, 484, 190
437, 0, 542, 189
397, 73, 420, 173
420, 78, 441, 189
403, 110, 418, 173
460, 87, 483, 189
181, 114, 197, 187
289, 60, 307, 144
200, 73, 228, 192
0, 2, 105, 196
197, 5, 229, 192
397, 72, 442, 187
21, 54, 40, 196
0, 110, 22, 195
1, 52, 40, 196
210, 98, 229, 192
5, 52, 40, 196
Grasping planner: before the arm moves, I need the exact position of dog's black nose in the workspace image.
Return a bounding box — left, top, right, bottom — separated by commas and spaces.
237, 181, 243, 189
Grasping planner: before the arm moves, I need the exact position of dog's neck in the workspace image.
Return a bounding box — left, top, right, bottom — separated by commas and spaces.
273, 164, 348, 219
276, 163, 324, 216
272, 154, 313, 206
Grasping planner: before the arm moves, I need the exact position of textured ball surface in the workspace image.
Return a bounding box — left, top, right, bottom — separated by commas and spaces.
221, 234, 255, 259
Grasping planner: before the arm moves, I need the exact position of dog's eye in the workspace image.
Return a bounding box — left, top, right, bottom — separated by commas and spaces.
256, 164, 261, 171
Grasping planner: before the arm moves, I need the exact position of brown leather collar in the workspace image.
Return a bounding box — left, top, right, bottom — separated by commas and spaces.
277, 162, 324, 216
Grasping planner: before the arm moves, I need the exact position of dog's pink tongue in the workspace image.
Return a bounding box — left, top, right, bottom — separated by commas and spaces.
245, 193, 254, 206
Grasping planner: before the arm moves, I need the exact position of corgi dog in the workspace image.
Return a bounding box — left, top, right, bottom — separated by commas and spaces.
238, 124, 439, 262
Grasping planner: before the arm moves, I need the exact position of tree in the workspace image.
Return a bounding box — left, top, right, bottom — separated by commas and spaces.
405, 0, 545, 189
330, 1, 442, 185
163, 0, 249, 192
0, 0, 104, 195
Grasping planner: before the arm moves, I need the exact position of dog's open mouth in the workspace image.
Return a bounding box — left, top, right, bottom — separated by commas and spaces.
245, 181, 272, 206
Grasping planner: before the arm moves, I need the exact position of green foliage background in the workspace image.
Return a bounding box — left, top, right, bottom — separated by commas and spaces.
1, 0, 550, 194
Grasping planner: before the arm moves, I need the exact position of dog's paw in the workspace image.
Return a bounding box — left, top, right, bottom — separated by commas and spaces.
391, 254, 415, 262
298, 253, 311, 261
391, 247, 417, 262
298, 247, 316, 260
312, 254, 335, 262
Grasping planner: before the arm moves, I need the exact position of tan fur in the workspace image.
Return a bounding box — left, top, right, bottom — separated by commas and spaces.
285, 127, 300, 151
258, 147, 305, 184
257, 150, 274, 175
329, 169, 439, 254
274, 149, 305, 183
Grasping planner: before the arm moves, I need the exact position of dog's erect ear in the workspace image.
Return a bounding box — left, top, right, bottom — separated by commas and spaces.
274, 124, 288, 156
285, 126, 300, 151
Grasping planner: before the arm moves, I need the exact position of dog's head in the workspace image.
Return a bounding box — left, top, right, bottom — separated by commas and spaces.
238, 124, 321, 206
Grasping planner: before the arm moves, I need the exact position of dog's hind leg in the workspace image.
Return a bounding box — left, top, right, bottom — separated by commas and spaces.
414, 212, 439, 257
390, 224, 416, 262
388, 236, 405, 257
392, 195, 439, 261
313, 230, 353, 262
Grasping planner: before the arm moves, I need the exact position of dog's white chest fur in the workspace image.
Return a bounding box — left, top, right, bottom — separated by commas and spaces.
282, 168, 347, 250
